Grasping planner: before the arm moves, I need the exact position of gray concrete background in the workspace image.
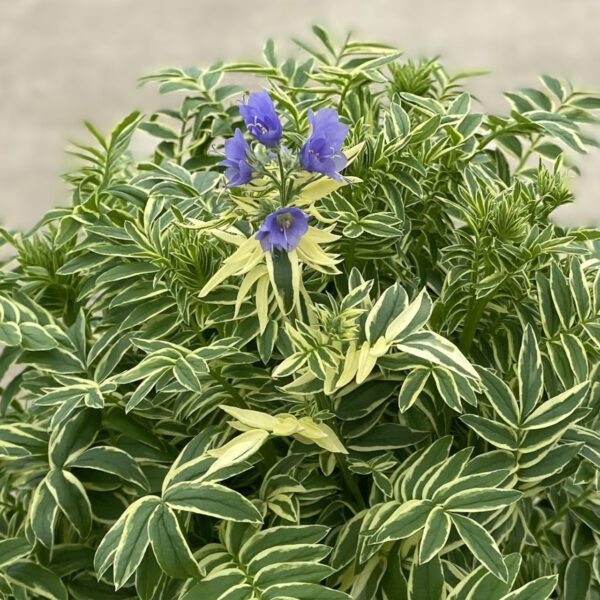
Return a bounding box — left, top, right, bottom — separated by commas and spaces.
1, 0, 599, 230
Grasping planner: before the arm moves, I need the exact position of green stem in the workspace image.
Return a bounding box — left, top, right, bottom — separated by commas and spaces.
176, 108, 189, 165
210, 369, 248, 409
316, 393, 366, 510
346, 238, 357, 272
514, 133, 542, 174
459, 296, 488, 354
543, 488, 594, 532
276, 151, 287, 203
336, 455, 367, 510
337, 78, 352, 112
0, 499, 24, 514
458, 247, 485, 353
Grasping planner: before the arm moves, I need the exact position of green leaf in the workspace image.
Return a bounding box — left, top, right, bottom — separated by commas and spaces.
385, 288, 432, 342
401, 437, 453, 499
163, 481, 262, 523
499, 575, 557, 600
270, 249, 295, 315
517, 325, 543, 418
451, 513, 508, 581
569, 258, 591, 320
255, 561, 335, 589
457, 113, 483, 138
372, 500, 433, 543
139, 121, 180, 140
113, 496, 160, 588
410, 114, 441, 144
397, 331, 478, 379
409, 553, 444, 600
0, 538, 32, 568
461, 414, 518, 450
518, 443, 583, 482
180, 571, 246, 600
432, 367, 462, 411
463, 553, 522, 600
49, 408, 100, 468
336, 380, 397, 421
94, 510, 127, 578
261, 582, 349, 599
173, 357, 202, 392
394, 170, 423, 196
540, 74, 566, 100
563, 556, 591, 600
68, 446, 149, 490
389, 102, 411, 137
135, 550, 162, 600
366, 283, 408, 343
418, 507, 451, 564
148, 504, 200, 578
434, 468, 512, 504
19, 323, 59, 351
0, 322, 22, 346
30, 480, 58, 548
398, 368, 430, 413
476, 367, 520, 427
4, 561, 68, 600
521, 381, 589, 429
46, 469, 92, 538
550, 262, 573, 328
443, 488, 522, 512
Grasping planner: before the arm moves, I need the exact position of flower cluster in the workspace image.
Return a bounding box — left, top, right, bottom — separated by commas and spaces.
219, 91, 350, 254
220, 90, 349, 190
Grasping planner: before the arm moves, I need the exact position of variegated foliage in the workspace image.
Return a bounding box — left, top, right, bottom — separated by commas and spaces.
1, 27, 600, 600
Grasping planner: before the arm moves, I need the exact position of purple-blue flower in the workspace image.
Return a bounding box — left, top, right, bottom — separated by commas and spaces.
239, 90, 283, 147
220, 128, 253, 187
300, 108, 349, 181
255, 207, 310, 253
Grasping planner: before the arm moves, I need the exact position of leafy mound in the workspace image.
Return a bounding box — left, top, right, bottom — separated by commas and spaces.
1, 27, 600, 600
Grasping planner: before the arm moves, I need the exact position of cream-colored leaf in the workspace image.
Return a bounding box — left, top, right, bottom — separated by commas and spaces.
235, 266, 267, 317
271, 352, 307, 378
219, 405, 278, 431
296, 238, 340, 271
304, 225, 340, 244
272, 414, 301, 436
336, 341, 360, 389
181, 217, 230, 231
296, 417, 328, 440
295, 176, 361, 205
344, 141, 366, 165
264, 252, 285, 315
280, 370, 318, 394
289, 250, 302, 314
212, 228, 248, 246
308, 421, 348, 454
369, 336, 390, 358
199, 237, 263, 297
356, 341, 378, 384
255, 274, 270, 333
385, 288, 431, 343
206, 429, 269, 477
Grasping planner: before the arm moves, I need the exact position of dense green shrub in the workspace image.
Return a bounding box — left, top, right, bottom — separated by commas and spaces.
2, 27, 600, 600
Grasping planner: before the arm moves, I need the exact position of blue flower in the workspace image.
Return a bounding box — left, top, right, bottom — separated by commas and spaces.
220, 128, 253, 187
255, 207, 310, 252
300, 108, 349, 181
239, 90, 283, 147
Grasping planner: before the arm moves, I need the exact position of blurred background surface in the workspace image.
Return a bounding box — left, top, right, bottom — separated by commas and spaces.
1, 0, 599, 230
